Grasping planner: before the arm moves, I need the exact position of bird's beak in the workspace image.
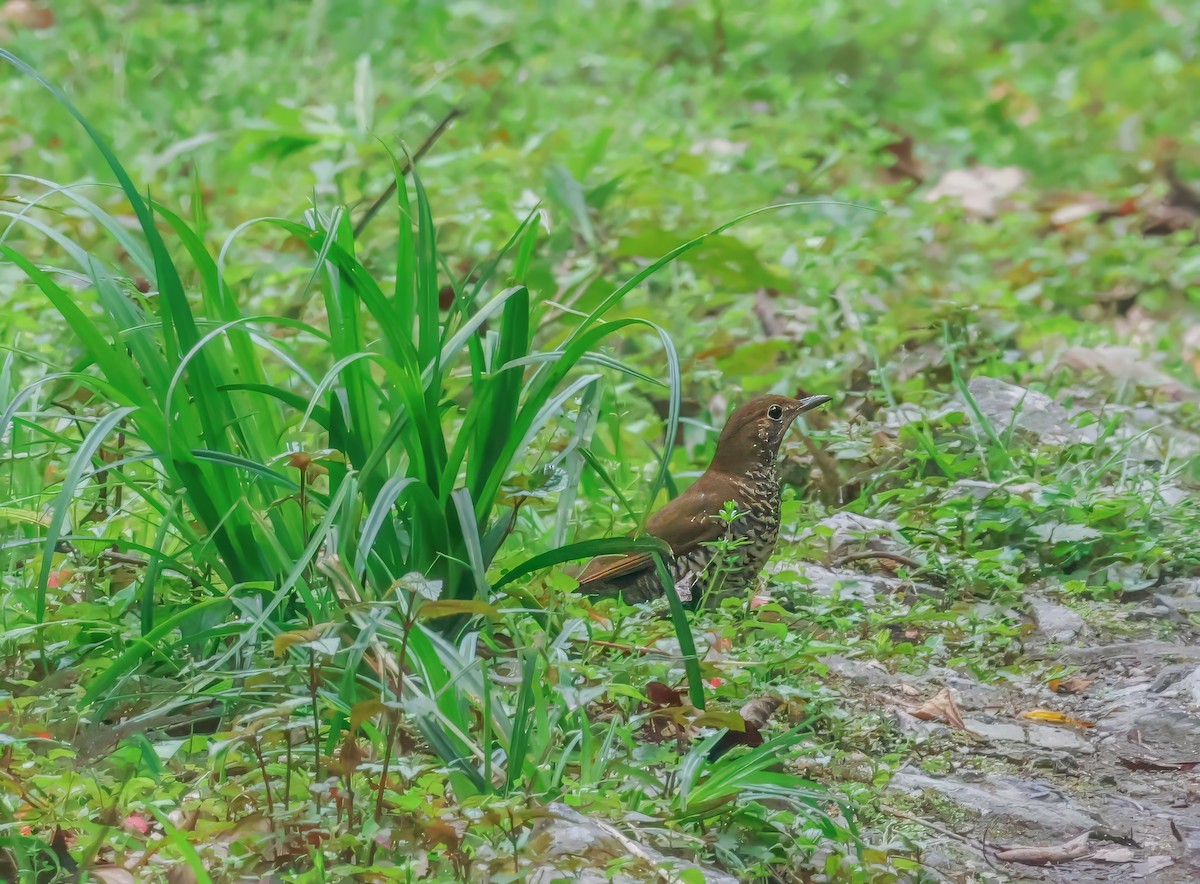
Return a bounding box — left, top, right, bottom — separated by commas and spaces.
793, 394, 832, 414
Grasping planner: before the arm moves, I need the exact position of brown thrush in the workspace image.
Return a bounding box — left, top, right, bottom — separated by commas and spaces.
575, 394, 831, 605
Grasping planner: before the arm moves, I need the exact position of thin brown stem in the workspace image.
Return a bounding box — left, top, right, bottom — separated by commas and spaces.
251, 737, 275, 817
353, 107, 464, 238
367, 607, 417, 865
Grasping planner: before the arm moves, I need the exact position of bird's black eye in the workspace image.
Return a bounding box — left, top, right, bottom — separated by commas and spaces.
767, 404, 784, 420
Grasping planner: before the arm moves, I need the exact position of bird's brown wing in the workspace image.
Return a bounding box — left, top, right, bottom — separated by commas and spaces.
574, 482, 729, 592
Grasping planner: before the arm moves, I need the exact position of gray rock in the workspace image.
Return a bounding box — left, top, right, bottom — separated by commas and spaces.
1159, 578, 1200, 597
526, 802, 739, 884
889, 767, 1103, 836
820, 655, 898, 687
1182, 667, 1200, 706
966, 717, 1093, 753
949, 479, 1044, 500
1149, 664, 1193, 694
1026, 726, 1093, 753
779, 563, 940, 605
793, 512, 908, 556
1153, 594, 1200, 620
965, 377, 1096, 447
881, 402, 963, 433
1029, 597, 1085, 642
1097, 707, 1200, 758
966, 719, 1026, 742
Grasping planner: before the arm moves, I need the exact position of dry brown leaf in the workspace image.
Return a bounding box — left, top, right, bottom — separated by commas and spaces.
1132, 856, 1175, 878
1049, 675, 1095, 695
879, 125, 925, 185
0, 0, 54, 29
925, 165, 1026, 218
995, 831, 1091, 865
1092, 847, 1136, 863
166, 866, 201, 884
738, 696, 782, 730
1059, 345, 1194, 400
910, 688, 966, 730
167, 807, 200, 832
1020, 709, 1094, 728
1048, 194, 1114, 227
87, 868, 136, 884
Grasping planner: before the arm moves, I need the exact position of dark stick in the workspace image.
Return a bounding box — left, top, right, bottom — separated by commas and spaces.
353, 107, 464, 238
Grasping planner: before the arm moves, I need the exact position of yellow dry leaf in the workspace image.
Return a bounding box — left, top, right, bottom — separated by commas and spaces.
1020, 709, 1094, 728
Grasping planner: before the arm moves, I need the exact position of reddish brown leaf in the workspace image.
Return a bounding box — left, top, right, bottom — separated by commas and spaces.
1049, 675, 1095, 695
423, 817, 466, 850
1, 0, 55, 29
644, 681, 684, 708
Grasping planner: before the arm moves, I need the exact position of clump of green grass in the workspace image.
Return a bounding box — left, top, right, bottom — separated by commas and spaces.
0, 51, 854, 878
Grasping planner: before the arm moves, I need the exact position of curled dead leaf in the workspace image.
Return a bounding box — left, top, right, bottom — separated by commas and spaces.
909, 688, 966, 730
738, 696, 782, 730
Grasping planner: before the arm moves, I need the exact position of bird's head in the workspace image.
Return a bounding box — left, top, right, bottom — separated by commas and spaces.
711, 393, 831, 470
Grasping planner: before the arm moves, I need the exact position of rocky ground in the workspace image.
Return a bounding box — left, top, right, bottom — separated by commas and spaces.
816, 375, 1200, 882
851, 604, 1200, 882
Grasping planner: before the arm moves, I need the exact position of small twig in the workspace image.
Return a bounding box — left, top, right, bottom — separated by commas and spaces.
353, 107, 464, 238
831, 550, 922, 570
753, 289, 784, 337
793, 426, 842, 505
573, 638, 664, 657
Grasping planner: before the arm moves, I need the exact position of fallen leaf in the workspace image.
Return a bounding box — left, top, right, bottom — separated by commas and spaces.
1020, 709, 1094, 728
339, 734, 362, 778
879, 124, 925, 185
167, 807, 199, 831
423, 817, 466, 850
1047, 193, 1114, 227
165, 865, 200, 884
88, 868, 136, 884
739, 696, 782, 730
644, 681, 684, 707
273, 626, 329, 657
995, 831, 1091, 865
1049, 675, 1095, 695
925, 165, 1026, 218
910, 688, 966, 730
1092, 847, 1136, 863
0, 0, 54, 29
1132, 856, 1175, 878
350, 699, 384, 732
706, 695, 781, 761
1060, 345, 1194, 400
